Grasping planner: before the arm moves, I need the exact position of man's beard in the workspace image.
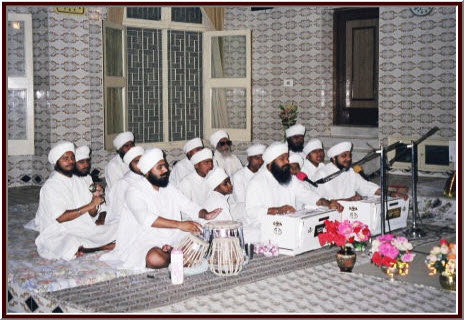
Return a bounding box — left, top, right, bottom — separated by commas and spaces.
118, 149, 126, 159
270, 161, 291, 185
334, 157, 351, 171
55, 163, 74, 177
147, 170, 170, 188
219, 149, 232, 158
287, 139, 303, 152
73, 167, 90, 177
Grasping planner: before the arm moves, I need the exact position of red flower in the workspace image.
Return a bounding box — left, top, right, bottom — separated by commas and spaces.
348, 236, 355, 244
382, 256, 396, 267
353, 226, 361, 234
362, 228, 370, 235
440, 239, 448, 246
372, 252, 383, 266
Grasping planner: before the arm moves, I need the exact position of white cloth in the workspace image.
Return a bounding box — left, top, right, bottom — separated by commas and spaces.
105, 154, 129, 193
301, 159, 325, 180
169, 157, 195, 187
245, 169, 321, 243
100, 179, 201, 270
106, 170, 143, 225
247, 144, 266, 157
285, 123, 306, 138
138, 148, 164, 175
48, 141, 75, 165
213, 152, 243, 176
75, 145, 90, 162
263, 142, 288, 164
303, 138, 323, 156
201, 191, 234, 224
178, 171, 210, 216
289, 153, 304, 168
190, 148, 213, 165
123, 146, 144, 165
205, 167, 228, 191
209, 130, 228, 148
183, 137, 203, 154
327, 141, 352, 159
313, 162, 379, 200
34, 171, 117, 261
231, 166, 255, 203
113, 131, 134, 150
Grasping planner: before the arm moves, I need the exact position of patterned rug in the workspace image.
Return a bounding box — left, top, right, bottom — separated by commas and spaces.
46, 224, 455, 313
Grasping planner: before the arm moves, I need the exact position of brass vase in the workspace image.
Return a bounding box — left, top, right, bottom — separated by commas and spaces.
336, 247, 356, 272
439, 274, 456, 291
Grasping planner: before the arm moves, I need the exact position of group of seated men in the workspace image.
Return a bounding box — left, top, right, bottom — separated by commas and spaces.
29, 124, 407, 270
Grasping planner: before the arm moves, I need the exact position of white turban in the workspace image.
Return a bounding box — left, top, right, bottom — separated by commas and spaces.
75, 145, 90, 162
327, 142, 352, 159
190, 148, 213, 165
285, 124, 306, 138
205, 167, 229, 191
138, 148, 164, 175
262, 142, 288, 164
48, 141, 75, 165
209, 130, 229, 149
289, 153, 304, 168
183, 137, 203, 154
303, 138, 323, 156
247, 144, 266, 157
113, 131, 134, 150
123, 146, 144, 166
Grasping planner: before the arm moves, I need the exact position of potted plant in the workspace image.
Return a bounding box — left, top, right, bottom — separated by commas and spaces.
279, 103, 299, 133
425, 239, 456, 290
370, 234, 415, 279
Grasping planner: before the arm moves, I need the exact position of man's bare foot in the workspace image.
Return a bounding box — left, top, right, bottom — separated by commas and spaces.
76, 246, 85, 257
100, 242, 116, 251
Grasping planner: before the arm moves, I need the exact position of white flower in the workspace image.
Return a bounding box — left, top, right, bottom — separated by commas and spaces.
371, 239, 380, 253
430, 246, 441, 255
440, 245, 449, 254
428, 254, 437, 263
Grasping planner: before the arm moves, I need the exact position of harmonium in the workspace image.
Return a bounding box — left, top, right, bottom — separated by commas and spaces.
260, 207, 339, 256
338, 196, 410, 236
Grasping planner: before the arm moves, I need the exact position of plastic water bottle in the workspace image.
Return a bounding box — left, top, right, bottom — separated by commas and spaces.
170, 249, 184, 285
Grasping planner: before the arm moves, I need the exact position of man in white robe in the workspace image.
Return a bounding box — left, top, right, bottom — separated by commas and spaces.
245, 142, 344, 244
100, 148, 221, 270
202, 168, 234, 223
286, 123, 306, 158
178, 148, 214, 209
74, 145, 107, 225
106, 146, 144, 225
169, 138, 203, 187
34, 141, 116, 261
232, 144, 266, 203
104, 131, 135, 193
210, 130, 243, 176
313, 142, 408, 201
301, 138, 326, 180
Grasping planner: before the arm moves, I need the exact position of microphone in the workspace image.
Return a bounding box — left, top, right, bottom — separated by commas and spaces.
296, 171, 318, 188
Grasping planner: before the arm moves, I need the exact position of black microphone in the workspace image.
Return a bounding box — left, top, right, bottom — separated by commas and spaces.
296, 171, 318, 188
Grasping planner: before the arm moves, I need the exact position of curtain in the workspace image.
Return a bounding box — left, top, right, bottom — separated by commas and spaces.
201, 7, 229, 128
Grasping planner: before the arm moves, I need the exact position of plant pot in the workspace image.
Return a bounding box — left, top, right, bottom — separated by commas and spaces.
439, 274, 456, 291
336, 247, 356, 272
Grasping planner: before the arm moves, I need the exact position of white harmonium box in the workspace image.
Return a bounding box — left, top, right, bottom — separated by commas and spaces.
338, 196, 410, 236
260, 208, 339, 256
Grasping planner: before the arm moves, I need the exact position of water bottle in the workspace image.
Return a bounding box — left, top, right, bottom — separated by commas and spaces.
170, 249, 184, 285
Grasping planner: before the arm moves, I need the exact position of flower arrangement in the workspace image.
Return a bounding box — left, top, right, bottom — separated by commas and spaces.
425, 239, 456, 277
279, 103, 299, 131
318, 220, 371, 250
370, 234, 415, 276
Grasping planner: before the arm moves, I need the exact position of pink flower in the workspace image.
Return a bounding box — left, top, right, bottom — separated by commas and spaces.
401, 252, 415, 263
337, 221, 353, 238
378, 242, 399, 259
377, 234, 394, 242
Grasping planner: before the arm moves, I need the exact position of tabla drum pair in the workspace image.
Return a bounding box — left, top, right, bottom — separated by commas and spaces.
202, 220, 245, 250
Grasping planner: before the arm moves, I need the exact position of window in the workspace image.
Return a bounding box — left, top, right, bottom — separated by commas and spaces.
7, 13, 35, 155
103, 7, 251, 150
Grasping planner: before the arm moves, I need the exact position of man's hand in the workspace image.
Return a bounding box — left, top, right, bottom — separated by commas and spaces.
348, 194, 362, 201
328, 200, 344, 212
161, 244, 173, 253
95, 211, 106, 225
205, 208, 222, 220
178, 221, 202, 234
90, 194, 104, 209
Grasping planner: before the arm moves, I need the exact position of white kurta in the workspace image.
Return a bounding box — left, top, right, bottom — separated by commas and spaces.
100, 178, 201, 270
178, 171, 210, 209
169, 157, 195, 187
201, 191, 234, 223
106, 170, 143, 224
34, 171, 117, 261
213, 152, 243, 177
301, 159, 325, 180
245, 169, 321, 243
104, 154, 129, 193
231, 166, 255, 203
313, 162, 379, 200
